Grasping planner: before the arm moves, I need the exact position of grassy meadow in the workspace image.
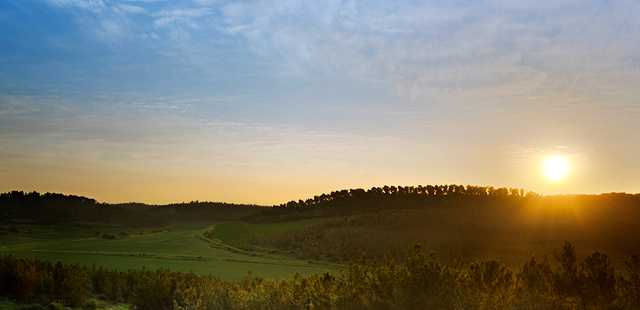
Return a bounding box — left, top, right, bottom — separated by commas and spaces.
0, 223, 333, 281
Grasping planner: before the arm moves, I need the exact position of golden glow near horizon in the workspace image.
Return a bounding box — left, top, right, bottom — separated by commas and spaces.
2, 1, 640, 204
543, 155, 570, 182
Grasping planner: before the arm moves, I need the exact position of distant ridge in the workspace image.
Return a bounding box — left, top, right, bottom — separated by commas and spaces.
2, 187, 639, 225
0, 190, 261, 225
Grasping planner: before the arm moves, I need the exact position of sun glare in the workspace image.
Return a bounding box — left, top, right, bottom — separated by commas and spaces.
543, 155, 570, 182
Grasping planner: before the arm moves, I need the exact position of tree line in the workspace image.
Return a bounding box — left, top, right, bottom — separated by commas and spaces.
3, 187, 640, 224
258, 185, 546, 222
274, 185, 538, 210
0, 191, 261, 225
1, 243, 639, 309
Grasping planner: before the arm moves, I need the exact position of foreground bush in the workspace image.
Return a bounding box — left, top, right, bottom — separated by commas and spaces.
1, 243, 639, 309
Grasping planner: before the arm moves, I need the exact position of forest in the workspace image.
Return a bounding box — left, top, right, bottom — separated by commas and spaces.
0, 191, 261, 226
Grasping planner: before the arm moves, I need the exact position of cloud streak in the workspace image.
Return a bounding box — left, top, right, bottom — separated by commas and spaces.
40, 1, 636, 101
217, 0, 640, 102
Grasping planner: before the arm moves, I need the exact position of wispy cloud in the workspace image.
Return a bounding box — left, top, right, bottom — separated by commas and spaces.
39, 0, 640, 98
46, 0, 107, 13
0, 95, 41, 116
152, 8, 214, 28
217, 0, 640, 104
114, 4, 146, 14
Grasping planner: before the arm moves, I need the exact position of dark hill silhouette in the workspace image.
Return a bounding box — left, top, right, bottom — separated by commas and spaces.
260, 185, 538, 221
239, 187, 640, 263
0, 191, 261, 225
3, 186, 640, 225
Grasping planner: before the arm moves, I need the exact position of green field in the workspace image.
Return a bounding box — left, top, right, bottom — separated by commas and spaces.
209, 218, 324, 250
0, 298, 130, 310
0, 222, 334, 281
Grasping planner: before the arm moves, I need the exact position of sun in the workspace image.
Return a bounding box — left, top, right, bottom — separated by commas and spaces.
543, 155, 570, 182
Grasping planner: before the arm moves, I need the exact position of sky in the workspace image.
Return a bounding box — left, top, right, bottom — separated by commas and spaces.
1, 0, 640, 204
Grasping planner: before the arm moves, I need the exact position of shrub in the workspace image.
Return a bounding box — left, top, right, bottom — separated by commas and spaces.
579, 251, 616, 306
100, 233, 116, 240
2, 243, 640, 309
46, 302, 65, 310
618, 255, 640, 309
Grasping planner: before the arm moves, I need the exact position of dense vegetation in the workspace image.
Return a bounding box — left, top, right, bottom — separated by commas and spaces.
220, 188, 640, 264
266, 185, 640, 221
274, 185, 537, 210
4, 187, 640, 265
1, 243, 639, 309
0, 191, 261, 226
2, 186, 640, 308
4, 186, 639, 225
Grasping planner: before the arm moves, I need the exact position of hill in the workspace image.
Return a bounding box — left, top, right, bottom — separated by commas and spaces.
2, 186, 640, 266
0, 191, 261, 226
2, 186, 640, 309
221, 186, 640, 265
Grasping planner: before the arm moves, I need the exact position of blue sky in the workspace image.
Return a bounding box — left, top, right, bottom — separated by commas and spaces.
1, 0, 640, 203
